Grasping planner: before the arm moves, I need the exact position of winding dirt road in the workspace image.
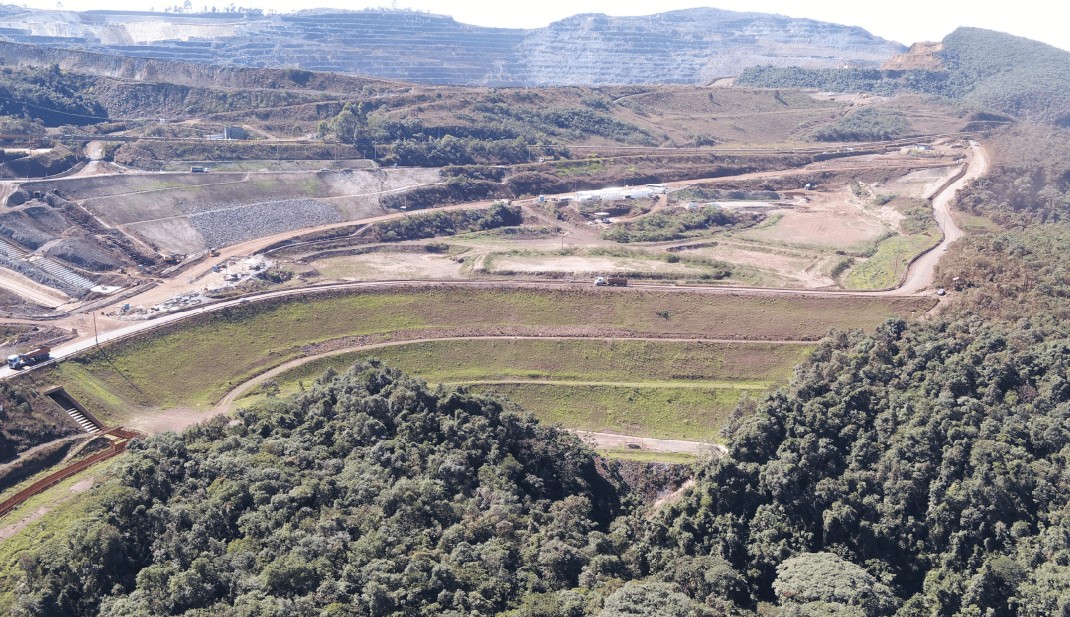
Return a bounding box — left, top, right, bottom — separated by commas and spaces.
895, 143, 987, 294
0, 143, 986, 381
0, 143, 988, 455
200, 335, 744, 456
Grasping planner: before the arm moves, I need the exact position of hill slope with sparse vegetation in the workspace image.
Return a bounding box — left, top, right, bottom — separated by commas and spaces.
739, 27, 1070, 123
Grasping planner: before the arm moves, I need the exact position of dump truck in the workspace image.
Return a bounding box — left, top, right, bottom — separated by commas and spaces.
7, 346, 50, 370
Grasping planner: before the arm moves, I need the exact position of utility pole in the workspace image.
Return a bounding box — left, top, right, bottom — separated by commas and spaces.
93, 311, 99, 349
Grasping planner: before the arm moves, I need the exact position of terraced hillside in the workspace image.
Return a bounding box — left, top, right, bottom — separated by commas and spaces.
0, 7, 904, 85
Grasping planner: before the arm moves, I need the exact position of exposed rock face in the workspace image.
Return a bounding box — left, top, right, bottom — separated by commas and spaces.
0, 7, 904, 85
516, 10, 904, 85
882, 41, 945, 70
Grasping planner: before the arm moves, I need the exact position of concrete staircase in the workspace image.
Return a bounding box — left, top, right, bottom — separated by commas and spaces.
63, 406, 101, 434
46, 390, 102, 434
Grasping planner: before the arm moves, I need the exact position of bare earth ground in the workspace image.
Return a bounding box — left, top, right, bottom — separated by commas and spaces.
576, 432, 726, 456
488, 255, 705, 275
739, 187, 887, 248
878, 165, 962, 199
678, 242, 835, 288
0, 268, 69, 309
316, 253, 466, 281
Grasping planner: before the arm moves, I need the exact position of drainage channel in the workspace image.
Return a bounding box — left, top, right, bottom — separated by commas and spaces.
45, 388, 102, 434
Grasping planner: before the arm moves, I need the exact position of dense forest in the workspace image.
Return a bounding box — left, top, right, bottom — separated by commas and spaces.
13, 363, 630, 616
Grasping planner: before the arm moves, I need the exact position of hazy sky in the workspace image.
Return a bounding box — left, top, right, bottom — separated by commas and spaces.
17, 0, 1070, 52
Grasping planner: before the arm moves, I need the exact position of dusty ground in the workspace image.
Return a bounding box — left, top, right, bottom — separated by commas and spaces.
576, 432, 724, 456
878, 165, 961, 200
680, 242, 836, 288
125, 407, 221, 435
0, 268, 69, 309
487, 254, 705, 275
739, 187, 887, 249
316, 252, 466, 280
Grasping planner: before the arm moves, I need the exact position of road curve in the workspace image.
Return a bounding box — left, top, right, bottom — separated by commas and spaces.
895, 143, 988, 294
0, 275, 921, 382
0, 143, 985, 380
212, 334, 810, 413
202, 335, 738, 456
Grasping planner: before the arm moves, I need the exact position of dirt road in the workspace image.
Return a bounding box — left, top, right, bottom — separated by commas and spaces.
576, 431, 726, 456
0, 142, 983, 376
211, 333, 811, 413
894, 142, 987, 294
0, 268, 70, 309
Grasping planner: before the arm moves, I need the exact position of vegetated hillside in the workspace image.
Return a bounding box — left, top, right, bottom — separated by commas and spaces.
937, 123, 1070, 315
738, 27, 1070, 122
953, 125, 1070, 226
0, 63, 107, 126
12, 125, 1070, 615
810, 106, 910, 141
636, 127, 1070, 614
11, 362, 629, 616
0, 7, 904, 86
0, 381, 78, 463
0, 51, 864, 162
643, 312, 1070, 615
939, 28, 1070, 122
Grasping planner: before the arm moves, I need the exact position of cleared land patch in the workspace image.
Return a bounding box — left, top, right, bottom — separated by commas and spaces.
677, 241, 834, 288
315, 252, 466, 280
739, 190, 887, 249
484, 253, 709, 276
44, 287, 933, 425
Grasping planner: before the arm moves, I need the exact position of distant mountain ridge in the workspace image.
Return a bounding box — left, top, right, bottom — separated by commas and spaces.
737, 27, 1070, 123
0, 6, 904, 86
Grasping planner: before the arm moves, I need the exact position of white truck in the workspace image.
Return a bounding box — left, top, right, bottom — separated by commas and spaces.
7, 346, 50, 370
